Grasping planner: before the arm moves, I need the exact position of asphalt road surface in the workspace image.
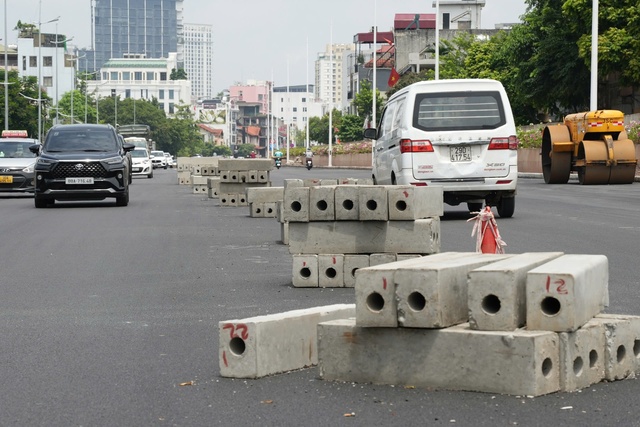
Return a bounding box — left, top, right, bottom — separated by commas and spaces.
1, 166, 639, 426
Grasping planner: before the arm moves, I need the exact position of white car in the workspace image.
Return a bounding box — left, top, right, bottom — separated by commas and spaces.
131, 148, 153, 178
164, 152, 175, 168
150, 150, 167, 169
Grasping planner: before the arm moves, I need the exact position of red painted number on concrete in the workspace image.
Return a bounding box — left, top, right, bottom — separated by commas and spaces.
382, 277, 387, 290
545, 276, 568, 295
223, 323, 249, 340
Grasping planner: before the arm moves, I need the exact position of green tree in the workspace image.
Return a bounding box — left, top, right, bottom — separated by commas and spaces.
0, 70, 44, 137
170, 68, 188, 80
353, 80, 384, 120
336, 114, 365, 143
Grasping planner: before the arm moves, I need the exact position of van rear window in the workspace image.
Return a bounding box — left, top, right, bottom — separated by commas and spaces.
413, 91, 505, 131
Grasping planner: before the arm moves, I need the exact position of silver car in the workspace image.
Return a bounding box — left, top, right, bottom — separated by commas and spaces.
0, 137, 39, 193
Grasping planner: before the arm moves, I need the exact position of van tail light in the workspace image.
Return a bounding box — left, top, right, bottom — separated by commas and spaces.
488, 135, 519, 150
399, 139, 434, 153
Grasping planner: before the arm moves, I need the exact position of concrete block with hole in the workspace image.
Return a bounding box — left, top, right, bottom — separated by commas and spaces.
288, 218, 440, 255
219, 304, 355, 379
218, 158, 273, 172
334, 185, 360, 220
354, 253, 463, 328
343, 255, 370, 288
395, 253, 511, 328
358, 185, 389, 221
369, 253, 397, 266
177, 170, 191, 185
207, 187, 218, 199
592, 314, 640, 381
292, 254, 319, 287
192, 184, 207, 194
318, 319, 560, 396
303, 178, 322, 187
558, 319, 606, 392
387, 185, 444, 220
468, 252, 564, 331
318, 255, 345, 288
250, 203, 265, 218
309, 185, 336, 221
284, 179, 303, 188
219, 194, 238, 206
526, 255, 609, 332
201, 165, 218, 176
237, 171, 249, 183
282, 187, 310, 222
207, 176, 220, 189
219, 170, 238, 182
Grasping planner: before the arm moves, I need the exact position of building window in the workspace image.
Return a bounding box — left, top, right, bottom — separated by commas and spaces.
303, 107, 307, 112
110, 71, 118, 80
102, 72, 108, 80
43, 56, 52, 67
293, 107, 297, 112
169, 90, 174, 100
159, 103, 164, 111
302, 97, 306, 102
43, 76, 53, 87
169, 103, 175, 114
135, 72, 143, 81
122, 72, 130, 81
125, 89, 131, 98
22, 56, 26, 70
160, 72, 167, 81
146, 71, 154, 81
29, 56, 37, 67
159, 90, 164, 100
258, 94, 263, 101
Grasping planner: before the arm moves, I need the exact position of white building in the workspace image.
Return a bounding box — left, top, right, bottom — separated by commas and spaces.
272, 84, 324, 133
314, 43, 354, 112
183, 23, 213, 101
433, 0, 485, 30
17, 31, 76, 114
86, 52, 191, 118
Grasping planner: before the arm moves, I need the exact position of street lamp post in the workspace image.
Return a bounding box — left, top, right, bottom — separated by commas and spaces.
36, 4, 60, 141
4, 0, 9, 130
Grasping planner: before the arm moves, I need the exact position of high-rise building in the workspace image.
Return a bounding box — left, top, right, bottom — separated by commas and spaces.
90, 0, 184, 71
315, 43, 354, 112
184, 23, 213, 101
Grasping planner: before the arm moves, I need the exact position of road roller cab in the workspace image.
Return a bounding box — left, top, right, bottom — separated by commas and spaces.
542, 110, 637, 184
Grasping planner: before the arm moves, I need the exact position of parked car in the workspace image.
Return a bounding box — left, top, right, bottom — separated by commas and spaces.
30, 124, 135, 208
131, 147, 153, 178
150, 150, 167, 169
0, 132, 39, 193
364, 79, 518, 218
164, 152, 174, 168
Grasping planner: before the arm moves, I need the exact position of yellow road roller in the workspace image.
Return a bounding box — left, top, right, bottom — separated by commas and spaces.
541, 110, 637, 184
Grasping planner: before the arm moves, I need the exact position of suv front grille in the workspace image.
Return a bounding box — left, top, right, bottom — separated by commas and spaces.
52, 162, 108, 178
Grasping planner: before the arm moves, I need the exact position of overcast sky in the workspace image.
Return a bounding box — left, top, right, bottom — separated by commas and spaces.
4, 0, 528, 94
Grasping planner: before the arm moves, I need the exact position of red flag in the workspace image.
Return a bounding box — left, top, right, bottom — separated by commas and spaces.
388, 67, 400, 87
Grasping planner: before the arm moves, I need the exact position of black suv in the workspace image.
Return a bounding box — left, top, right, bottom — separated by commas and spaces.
29, 124, 135, 208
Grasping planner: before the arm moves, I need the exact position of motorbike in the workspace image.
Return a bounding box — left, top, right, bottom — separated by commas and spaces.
274, 158, 282, 169
305, 158, 313, 170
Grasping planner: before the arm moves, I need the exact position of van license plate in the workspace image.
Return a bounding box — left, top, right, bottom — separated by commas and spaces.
66, 177, 94, 184
450, 146, 472, 162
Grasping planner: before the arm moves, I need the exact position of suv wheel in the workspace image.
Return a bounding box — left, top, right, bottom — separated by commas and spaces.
35, 195, 51, 208
115, 189, 129, 206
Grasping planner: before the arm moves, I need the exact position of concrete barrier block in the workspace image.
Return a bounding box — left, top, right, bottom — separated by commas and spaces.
387, 185, 444, 220
191, 175, 208, 185
343, 255, 370, 288
558, 319, 606, 392
246, 170, 259, 183
526, 255, 609, 332
358, 185, 388, 221
256, 170, 269, 183
177, 170, 191, 185
219, 193, 238, 206
292, 254, 318, 287
318, 255, 345, 288
263, 202, 277, 217
338, 178, 357, 185
219, 304, 355, 379
396, 254, 422, 262
191, 165, 202, 175
334, 185, 360, 221
309, 185, 336, 221
592, 314, 640, 381
303, 178, 322, 187
318, 319, 560, 396
201, 166, 218, 176
220, 170, 238, 182
468, 252, 564, 331
250, 202, 265, 218
192, 184, 207, 194
246, 187, 284, 204
369, 253, 397, 266
357, 178, 374, 185
284, 179, 303, 188
207, 187, 218, 199
207, 176, 220, 189
288, 218, 440, 255
282, 187, 310, 223
281, 221, 289, 245
219, 158, 273, 172
395, 253, 510, 328
320, 179, 338, 186
238, 171, 249, 183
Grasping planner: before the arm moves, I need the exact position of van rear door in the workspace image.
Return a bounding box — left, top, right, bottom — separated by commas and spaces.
410, 91, 516, 181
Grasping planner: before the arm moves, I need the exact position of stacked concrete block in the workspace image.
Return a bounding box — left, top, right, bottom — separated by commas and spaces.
317, 251, 640, 396
217, 159, 272, 207
207, 177, 220, 199
219, 304, 355, 379
191, 174, 208, 194
285, 184, 443, 288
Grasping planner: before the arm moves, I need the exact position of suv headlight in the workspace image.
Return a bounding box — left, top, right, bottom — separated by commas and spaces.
103, 156, 124, 165
35, 157, 57, 170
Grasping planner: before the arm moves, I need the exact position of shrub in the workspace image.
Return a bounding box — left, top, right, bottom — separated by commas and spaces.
517, 126, 543, 149
626, 121, 640, 144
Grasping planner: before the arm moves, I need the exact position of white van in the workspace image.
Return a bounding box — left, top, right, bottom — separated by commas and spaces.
364, 79, 518, 217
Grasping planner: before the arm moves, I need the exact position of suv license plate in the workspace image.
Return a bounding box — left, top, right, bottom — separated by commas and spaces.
450, 146, 472, 162
66, 177, 94, 184
0, 175, 13, 183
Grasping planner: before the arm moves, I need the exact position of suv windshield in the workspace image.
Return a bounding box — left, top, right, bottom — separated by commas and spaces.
45, 128, 119, 152
0, 140, 38, 158
413, 91, 505, 131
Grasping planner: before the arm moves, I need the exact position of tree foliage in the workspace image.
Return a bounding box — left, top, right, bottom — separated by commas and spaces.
0, 70, 45, 138
352, 80, 384, 120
